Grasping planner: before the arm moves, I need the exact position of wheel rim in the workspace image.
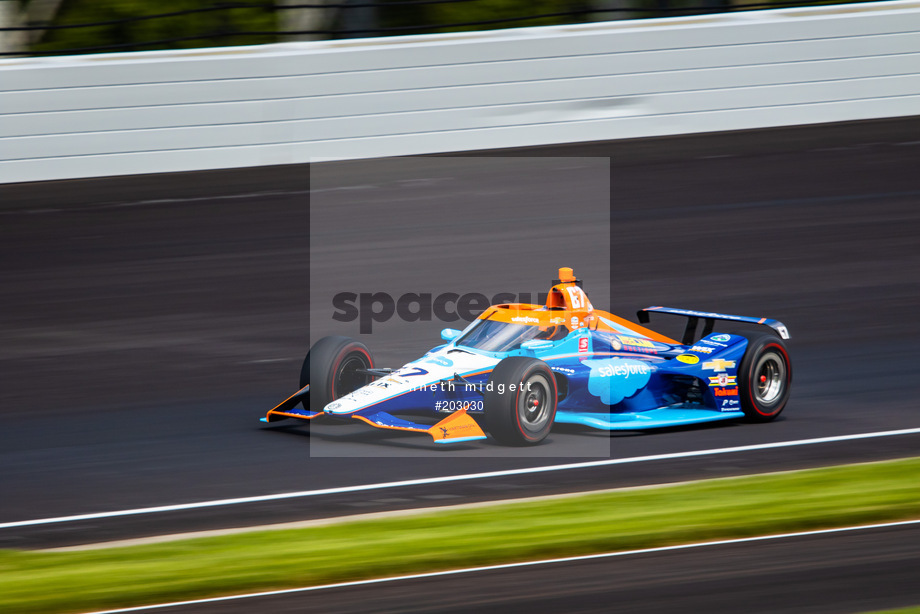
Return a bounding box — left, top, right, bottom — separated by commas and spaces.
334, 353, 370, 399
518, 374, 552, 434
753, 351, 786, 405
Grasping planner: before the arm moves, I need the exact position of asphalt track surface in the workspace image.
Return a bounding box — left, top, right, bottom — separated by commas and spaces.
100, 522, 920, 614
1, 117, 919, 608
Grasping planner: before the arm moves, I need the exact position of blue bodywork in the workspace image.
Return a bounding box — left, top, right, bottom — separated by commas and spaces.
401, 329, 751, 430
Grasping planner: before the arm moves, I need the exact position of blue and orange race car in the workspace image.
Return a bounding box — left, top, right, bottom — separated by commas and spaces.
263, 268, 792, 446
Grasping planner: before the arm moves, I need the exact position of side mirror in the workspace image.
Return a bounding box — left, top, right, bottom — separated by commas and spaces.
521, 339, 553, 351
441, 328, 462, 342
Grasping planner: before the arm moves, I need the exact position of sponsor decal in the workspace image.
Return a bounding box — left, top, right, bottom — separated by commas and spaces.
617, 335, 654, 348
689, 345, 714, 354
592, 361, 652, 379
578, 337, 589, 353
584, 358, 652, 405
552, 366, 576, 375
722, 399, 740, 407
437, 421, 480, 438
714, 387, 739, 397
550, 317, 565, 325
710, 334, 732, 343
709, 374, 737, 387
703, 358, 736, 372
511, 315, 540, 324
426, 406, 486, 440
676, 354, 699, 364
326, 402, 341, 410
616, 335, 658, 355
425, 356, 453, 367
699, 339, 728, 348
372, 376, 406, 389
610, 337, 623, 351
571, 316, 581, 329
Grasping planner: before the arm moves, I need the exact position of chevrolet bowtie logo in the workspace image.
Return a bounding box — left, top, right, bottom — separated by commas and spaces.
703, 358, 736, 371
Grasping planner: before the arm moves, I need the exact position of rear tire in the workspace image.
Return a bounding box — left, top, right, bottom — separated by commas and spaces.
484, 357, 557, 446
300, 336, 374, 411
736, 333, 791, 422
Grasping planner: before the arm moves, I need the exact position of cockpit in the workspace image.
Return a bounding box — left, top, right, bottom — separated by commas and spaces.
454, 268, 592, 352
455, 318, 569, 352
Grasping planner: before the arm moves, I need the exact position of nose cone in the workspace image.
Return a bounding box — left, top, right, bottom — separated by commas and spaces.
323, 347, 500, 415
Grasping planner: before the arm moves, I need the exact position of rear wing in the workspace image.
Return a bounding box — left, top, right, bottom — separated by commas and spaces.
637, 306, 790, 345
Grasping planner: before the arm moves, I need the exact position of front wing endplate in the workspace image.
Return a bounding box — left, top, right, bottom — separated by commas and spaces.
354, 408, 487, 444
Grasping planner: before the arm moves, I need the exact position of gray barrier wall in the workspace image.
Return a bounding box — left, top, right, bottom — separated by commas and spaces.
1, 1, 918, 184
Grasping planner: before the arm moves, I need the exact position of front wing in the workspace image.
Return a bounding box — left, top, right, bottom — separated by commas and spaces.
261, 386, 487, 444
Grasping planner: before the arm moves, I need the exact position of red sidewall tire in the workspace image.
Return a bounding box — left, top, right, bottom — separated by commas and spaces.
737, 334, 792, 422
300, 336, 374, 412
484, 357, 557, 446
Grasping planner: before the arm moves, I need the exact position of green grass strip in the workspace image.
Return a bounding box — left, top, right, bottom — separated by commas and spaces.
2, 457, 919, 614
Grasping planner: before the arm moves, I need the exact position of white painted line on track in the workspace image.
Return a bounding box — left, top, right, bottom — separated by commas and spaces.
81, 519, 920, 614
3, 426, 920, 530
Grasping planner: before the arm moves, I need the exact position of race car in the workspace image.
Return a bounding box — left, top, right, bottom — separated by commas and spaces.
262, 268, 792, 446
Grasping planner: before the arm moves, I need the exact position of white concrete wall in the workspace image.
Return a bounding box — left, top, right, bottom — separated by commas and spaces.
1, 0, 918, 183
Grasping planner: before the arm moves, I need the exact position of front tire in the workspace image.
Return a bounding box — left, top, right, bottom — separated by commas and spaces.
484, 357, 557, 446
300, 336, 374, 411
737, 333, 791, 422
